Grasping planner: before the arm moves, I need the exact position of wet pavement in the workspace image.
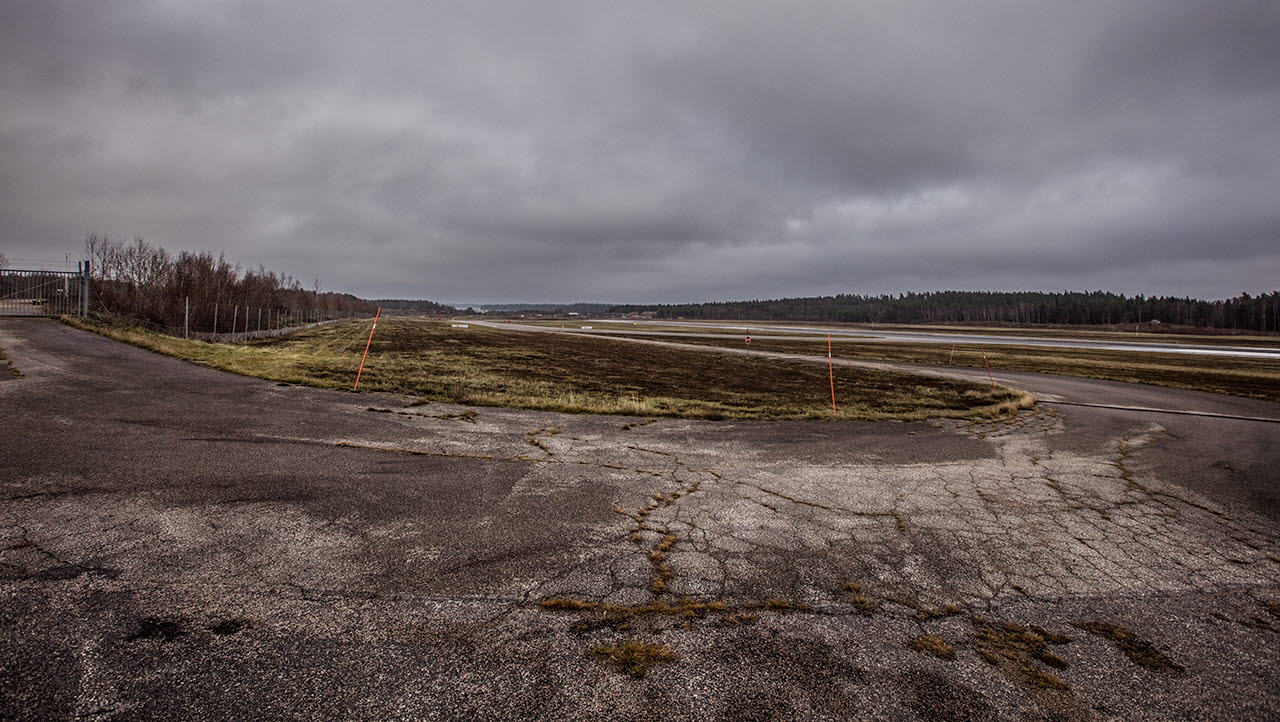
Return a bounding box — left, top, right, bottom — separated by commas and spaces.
2, 318, 1278, 720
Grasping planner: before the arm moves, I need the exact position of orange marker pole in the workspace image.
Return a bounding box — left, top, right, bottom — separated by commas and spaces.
827, 335, 837, 416
353, 307, 382, 391
981, 346, 995, 388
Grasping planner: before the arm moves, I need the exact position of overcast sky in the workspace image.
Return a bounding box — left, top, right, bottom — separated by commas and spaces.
2, 1, 1277, 304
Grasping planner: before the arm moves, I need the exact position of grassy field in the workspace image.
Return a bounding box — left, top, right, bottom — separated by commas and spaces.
696, 320, 1280, 348
63, 316, 1030, 421
520, 320, 845, 337
602, 333, 1280, 403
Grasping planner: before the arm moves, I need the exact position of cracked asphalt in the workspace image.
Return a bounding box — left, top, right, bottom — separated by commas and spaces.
2, 318, 1278, 721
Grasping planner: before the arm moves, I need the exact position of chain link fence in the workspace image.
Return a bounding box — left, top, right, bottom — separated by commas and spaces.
103, 300, 373, 343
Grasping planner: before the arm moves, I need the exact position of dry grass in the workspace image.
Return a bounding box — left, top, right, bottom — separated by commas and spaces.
911, 635, 956, 660
971, 620, 1073, 689
63, 315, 1028, 421
1071, 620, 1183, 674
589, 640, 678, 678
605, 333, 1280, 403
729, 320, 1280, 348
842, 582, 876, 615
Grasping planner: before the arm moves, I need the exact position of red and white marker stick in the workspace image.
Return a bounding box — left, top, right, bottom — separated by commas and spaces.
353, 307, 382, 391
828, 335, 837, 416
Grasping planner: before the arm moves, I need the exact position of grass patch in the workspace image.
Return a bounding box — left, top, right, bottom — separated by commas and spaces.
971, 620, 1073, 689
604, 333, 1280, 403
589, 640, 677, 678
843, 582, 876, 615
911, 635, 956, 660
62, 315, 1028, 421
1071, 620, 1183, 674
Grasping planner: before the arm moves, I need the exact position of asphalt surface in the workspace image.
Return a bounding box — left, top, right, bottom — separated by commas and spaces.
579, 319, 1280, 360
2, 318, 1279, 721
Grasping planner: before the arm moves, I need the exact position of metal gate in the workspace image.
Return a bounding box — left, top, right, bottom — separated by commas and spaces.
0, 264, 89, 317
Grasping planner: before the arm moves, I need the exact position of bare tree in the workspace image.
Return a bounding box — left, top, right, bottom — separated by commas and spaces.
84, 233, 117, 280
0, 252, 8, 270
75, 233, 377, 329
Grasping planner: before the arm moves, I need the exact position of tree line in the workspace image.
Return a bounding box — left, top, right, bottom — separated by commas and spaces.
373, 298, 465, 316
82, 234, 378, 332
609, 290, 1280, 332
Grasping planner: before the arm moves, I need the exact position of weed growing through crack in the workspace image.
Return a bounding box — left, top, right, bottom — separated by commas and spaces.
913, 604, 964, 622
843, 582, 876, 615
971, 619, 1072, 689
541, 455, 806, 648
647, 533, 679, 594
1020, 666, 1070, 690
911, 635, 956, 660
526, 427, 561, 455
435, 409, 478, 422
364, 406, 478, 423
589, 640, 678, 678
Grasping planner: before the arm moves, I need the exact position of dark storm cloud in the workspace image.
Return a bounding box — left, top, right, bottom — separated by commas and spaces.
1, 0, 1277, 302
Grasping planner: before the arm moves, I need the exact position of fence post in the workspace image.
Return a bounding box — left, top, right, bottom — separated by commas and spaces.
184, 297, 189, 339
257, 307, 262, 332
81, 260, 90, 317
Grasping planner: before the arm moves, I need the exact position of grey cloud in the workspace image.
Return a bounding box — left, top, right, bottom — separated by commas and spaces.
1, 0, 1277, 303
